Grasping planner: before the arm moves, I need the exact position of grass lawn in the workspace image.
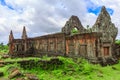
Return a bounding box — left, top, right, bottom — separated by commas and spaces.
0, 56, 120, 80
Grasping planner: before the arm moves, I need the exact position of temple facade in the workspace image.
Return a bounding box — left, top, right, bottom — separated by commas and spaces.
8, 6, 118, 64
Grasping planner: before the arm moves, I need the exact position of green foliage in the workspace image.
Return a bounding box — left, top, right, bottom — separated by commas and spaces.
71, 28, 79, 35
82, 62, 93, 74
0, 63, 20, 78
115, 39, 120, 44
3, 57, 40, 62
18, 57, 120, 80
1, 56, 120, 80
0, 43, 8, 53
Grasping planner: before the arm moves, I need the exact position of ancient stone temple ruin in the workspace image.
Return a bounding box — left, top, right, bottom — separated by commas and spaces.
8, 6, 118, 64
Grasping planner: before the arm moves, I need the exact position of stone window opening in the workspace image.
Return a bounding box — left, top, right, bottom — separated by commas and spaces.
71, 27, 79, 35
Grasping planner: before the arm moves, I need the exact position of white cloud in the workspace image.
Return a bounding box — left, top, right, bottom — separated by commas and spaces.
82, 13, 97, 28
89, 0, 120, 38
0, 0, 120, 44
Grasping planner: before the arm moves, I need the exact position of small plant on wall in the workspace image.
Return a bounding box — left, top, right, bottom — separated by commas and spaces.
71, 27, 79, 35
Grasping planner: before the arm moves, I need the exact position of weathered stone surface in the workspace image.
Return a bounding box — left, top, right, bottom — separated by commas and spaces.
92, 6, 118, 40
7, 66, 18, 74
0, 60, 4, 64
93, 6, 111, 28
114, 44, 120, 59
16, 78, 25, 80
25, 73, 39, 80
1, 54, 10, 59
18, 58, 63, 70
0, 64, 4, 67
22, 26, 27, 39
62, 15, 86, 34
8, 69, 21, 79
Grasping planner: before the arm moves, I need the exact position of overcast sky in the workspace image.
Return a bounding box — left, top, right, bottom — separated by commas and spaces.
0, 0, 120, 44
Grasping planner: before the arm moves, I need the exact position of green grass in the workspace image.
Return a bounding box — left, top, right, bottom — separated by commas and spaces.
1, 42, 120, 80
0, 63, 20, 78
1, 56, 120, 80
24, 57, 120, 80
0, 54, 52, 62
2, 57, 41, 62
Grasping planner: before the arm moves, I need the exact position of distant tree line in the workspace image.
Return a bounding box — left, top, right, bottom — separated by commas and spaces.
0, 42, 8, 53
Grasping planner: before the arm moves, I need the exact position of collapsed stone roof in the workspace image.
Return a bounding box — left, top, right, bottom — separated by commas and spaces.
62, 6, 118, 40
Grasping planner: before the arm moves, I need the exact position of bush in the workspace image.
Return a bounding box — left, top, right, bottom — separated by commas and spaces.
82, 62, 93, 75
